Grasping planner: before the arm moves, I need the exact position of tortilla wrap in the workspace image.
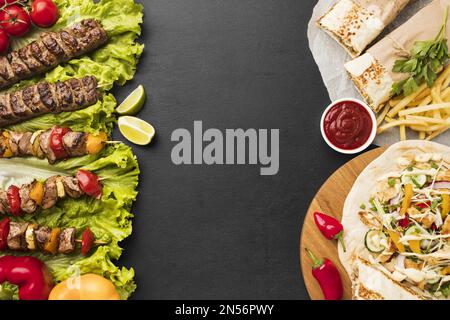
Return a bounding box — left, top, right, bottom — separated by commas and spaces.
345, 0, 450, 111
339, 140, 450, 300
317, 0, 410, 58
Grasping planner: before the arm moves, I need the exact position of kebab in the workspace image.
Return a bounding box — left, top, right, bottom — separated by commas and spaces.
0, 126, 108, 164
0, 75, 101, 127
0, 217, 104, 255
0, 169, 103, 216
0, 18, 108, 90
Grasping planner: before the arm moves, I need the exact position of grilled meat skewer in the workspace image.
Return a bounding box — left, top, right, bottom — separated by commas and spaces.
0, 126, 107, 164
0, 76, 101, 127
0, 218, 103, 255
0, 169, 102, 216
0, 19, 108, 90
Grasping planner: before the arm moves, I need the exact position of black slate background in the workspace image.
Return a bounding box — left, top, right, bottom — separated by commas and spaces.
112, 0, 363, 299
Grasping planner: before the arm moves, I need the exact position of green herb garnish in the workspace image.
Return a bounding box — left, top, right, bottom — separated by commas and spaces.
388, 178, 396, 187
360, 204, 366, 210
392, 7, 450, 96
431, 199, 440, 209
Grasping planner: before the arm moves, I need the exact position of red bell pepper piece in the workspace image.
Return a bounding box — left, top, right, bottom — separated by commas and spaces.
49, 126, 71, 160
399, 213, 410, 228
81, 227, 95, 256
313, 211, 346, 252
416, 201, 430, 209
0, 256, 54, 300
305, 248, 343, 300
7, 185, 22, 216
76, 170, 102, 199
0, 217, 10, 250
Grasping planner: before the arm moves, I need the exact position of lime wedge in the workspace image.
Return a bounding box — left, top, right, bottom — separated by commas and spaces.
116, 85, 146, 115
118, 116, 155, 145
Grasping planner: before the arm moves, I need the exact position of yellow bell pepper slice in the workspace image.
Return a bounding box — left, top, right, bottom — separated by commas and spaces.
86, 132, 107, 155
44, 228, 61, 255
408, 240, 422, 254
400, 183, 413, 216
442, 194, 450, 219
29, 181, 44, 206
387, 230, 406, 253
2, 132, 12, 158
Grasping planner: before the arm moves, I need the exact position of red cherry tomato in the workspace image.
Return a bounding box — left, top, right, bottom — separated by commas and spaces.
0, 0, 17, 6
30, 0, 59, 28
0, 28, 9, 55
7, 185, 22, 216
0, 218, 10, 250
81, 228, 95, 256
49, 126, 71, 160
77, 170, 102, 199
0, 4, 31, 37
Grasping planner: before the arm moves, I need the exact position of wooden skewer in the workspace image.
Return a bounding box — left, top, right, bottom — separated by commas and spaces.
75, 239, 109, 245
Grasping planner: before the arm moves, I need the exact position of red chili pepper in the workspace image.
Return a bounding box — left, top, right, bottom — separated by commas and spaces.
0, 256, 54, 300
81, 227, 95, 256
7, 185, 22, 216
49, 126, 71, 160
76, 170, 102, 199
313, 211, 346, 252
399, 213, 410, 228
305, 248, 343, 300
0, 217, 10, 250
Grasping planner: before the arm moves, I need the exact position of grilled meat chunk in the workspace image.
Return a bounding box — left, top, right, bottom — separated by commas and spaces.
0, 19, 108, 90
35, 226, 51, 250
0, 76, 101, 128
7, 222, 28, 251
0, 190, 9, 214
42, 176, 58, 209
62, 176, 83, 198
39, 130, 57, 164
63, 132, 87, 157
20, 183, 37, 214
58, 227, 76, 253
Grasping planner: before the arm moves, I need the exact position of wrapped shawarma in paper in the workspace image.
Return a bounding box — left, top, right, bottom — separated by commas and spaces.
345, 0, 450, 112
317, 0, 410, 58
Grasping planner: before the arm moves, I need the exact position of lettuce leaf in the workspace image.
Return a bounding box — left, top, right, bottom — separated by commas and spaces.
0, 144, 139, 300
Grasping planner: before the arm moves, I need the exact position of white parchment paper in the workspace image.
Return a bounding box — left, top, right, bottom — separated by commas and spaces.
307, 0, 443, 145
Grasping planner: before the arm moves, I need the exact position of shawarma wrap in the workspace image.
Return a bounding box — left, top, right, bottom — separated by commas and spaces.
317, 0, 410, 58
345, 0, 450, 111
339, 140, 450, 300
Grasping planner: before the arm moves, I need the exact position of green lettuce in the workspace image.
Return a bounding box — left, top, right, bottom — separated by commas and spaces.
0, 143, 139, 300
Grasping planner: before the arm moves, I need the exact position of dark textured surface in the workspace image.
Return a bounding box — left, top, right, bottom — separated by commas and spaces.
113, 0, 361, 299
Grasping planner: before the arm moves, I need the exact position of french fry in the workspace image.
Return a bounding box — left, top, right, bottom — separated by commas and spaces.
426, 126, 450, 141
387, 83, 428, 117
419, 131, 426, 140
405, 115, 450, 125
398, 103, 450, 117
377, 119, 427, 134
376, 104, 390, 126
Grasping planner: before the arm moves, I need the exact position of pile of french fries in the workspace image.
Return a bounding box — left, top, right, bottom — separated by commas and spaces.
377, 64, 450, 141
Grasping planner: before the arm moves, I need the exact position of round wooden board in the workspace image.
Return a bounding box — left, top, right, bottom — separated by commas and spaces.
300, 147, 386, 300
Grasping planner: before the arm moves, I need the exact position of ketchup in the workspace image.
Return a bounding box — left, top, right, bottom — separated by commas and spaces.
323, 100, 373, 150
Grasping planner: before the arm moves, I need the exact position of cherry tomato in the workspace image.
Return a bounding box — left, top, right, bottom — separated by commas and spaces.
7, 185, 22, 216
0, 218, 10, 250
81, 228, 95, 256
0, 28, 9, 55
0, 4, 31, 37
0, 0, 17, 6
49, 126, 71, 160
77, 170, 102, 199
30, 0, 59, 28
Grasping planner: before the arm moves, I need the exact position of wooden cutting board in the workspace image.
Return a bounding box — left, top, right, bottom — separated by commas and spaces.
299, 147, 386, 300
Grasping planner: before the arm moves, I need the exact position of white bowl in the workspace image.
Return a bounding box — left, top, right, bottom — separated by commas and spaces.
320, 98, 377, 154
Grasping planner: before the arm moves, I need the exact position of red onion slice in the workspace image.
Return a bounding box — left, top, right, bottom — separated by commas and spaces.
432, 181, 450, 189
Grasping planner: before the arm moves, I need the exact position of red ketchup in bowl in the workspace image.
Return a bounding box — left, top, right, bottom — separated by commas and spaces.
323, 100, 373, 150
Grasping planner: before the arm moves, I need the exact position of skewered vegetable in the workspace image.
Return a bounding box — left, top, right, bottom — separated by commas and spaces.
0, 170, 102, 216
0, 218, 103, 255
0, 19, 108, 90
0, 76, 101, 128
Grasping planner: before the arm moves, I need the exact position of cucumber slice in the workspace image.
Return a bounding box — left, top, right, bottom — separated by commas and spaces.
411, 175, 427, 188
365, 230, 388, 253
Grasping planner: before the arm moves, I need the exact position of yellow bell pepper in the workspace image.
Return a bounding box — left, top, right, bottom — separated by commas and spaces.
2, 132, 12, 158
44, 228, 61, 255
442, 194, 450, 219
400, 183, 413, 216
441, 266, 450, 275
408, 240, 422, 254
387, 230, 405, 253
86, 132, 107, 155
29, 181, 44, 206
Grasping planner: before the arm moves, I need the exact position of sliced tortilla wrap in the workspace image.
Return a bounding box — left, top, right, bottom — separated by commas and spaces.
317, 0, 409, 58
339, 140, 450, 300
345, 0, 450, 111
